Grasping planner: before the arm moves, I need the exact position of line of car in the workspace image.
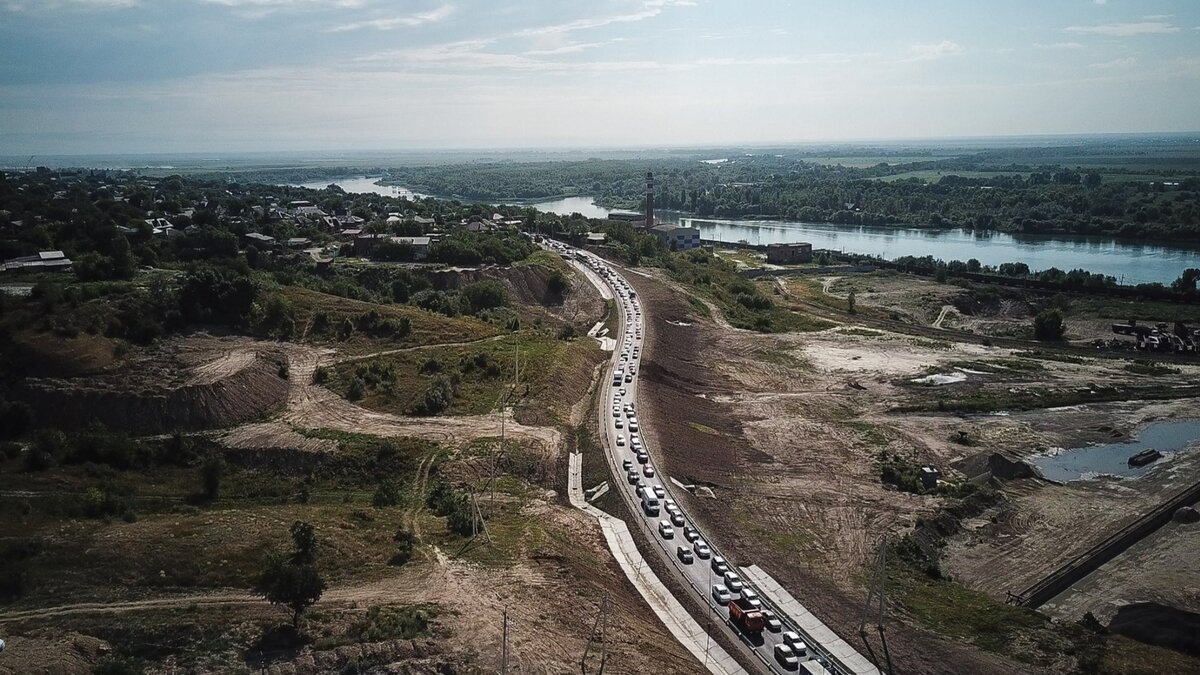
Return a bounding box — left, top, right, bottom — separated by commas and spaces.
561, 243, 837, 675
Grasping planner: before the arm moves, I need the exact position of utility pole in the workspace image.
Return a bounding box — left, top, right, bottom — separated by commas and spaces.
860, 536, 894, 674
580, 594, 610, 675
501, 609, 509, 675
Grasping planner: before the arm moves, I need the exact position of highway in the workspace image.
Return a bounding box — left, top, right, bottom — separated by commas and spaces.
557, 241, 862, 675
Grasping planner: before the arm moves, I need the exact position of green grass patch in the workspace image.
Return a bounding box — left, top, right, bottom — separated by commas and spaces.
328, 330, 601, 423
1013, 350, 1086, 365
282, 286, 500, 352
838, 327, 885, 337
890, 559, 1048, 654
514, 249, 571, 273
686, 294, 713, 319
665, 250, 833, 333
1124, 360, 1181, 376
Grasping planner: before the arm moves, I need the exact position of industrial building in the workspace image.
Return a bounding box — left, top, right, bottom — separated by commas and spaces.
650, 224, 701, 251
766, 242, 813, 264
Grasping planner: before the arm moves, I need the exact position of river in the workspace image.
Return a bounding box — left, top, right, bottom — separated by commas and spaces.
530, 196, 1200, 285
290, 176, 431, 199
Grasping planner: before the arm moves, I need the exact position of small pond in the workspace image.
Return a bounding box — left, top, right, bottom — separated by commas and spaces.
1030, 419, 1200, 481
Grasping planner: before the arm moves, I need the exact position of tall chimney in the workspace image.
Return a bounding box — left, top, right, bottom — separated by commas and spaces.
645, 171, 655, 228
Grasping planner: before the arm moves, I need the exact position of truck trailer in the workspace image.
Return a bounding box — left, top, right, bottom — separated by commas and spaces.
728, 596, 765, 634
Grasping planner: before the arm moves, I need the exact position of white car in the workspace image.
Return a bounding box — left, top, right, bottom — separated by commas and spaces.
774, 644, 799, 670
611, 408, 621, 418
723, 571, 744, 592
693, 540, 711, 559
781, 632, 807, 656
742, 587, 760, 607
616, 434, 626, 446
615, 419, 624, 429
711, 584, 731, 605
658, 521, 675, 538
643, 465, 655, 478
653, 485, 665, 499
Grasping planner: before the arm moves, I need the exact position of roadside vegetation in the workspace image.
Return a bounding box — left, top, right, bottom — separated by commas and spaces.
662, 249, 834, 332
327, 329, 602, 425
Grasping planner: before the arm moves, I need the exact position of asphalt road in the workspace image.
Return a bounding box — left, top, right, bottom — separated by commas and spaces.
559, 242, 848, 675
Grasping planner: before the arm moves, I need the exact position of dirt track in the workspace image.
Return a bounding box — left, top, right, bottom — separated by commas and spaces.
267, 344, 562, 450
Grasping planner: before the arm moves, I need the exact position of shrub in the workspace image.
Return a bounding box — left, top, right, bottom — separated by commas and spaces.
372, 480, 402, 508
391, 530, 416, 566
313, 366, 329, 384
1033, 309, 1066, 341
346, 605, 431, 642
420, 376, 454, 414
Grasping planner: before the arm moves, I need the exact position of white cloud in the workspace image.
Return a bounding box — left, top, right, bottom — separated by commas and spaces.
1091, 57, 1137, 68
2, 0, 140, 10
523, 38, 626, 56
199, 0, 364, 6
1034, 42, 1085, 50
325, 4, 454, 33
1065, 21, 1179, 36
516, 0, 694, 38
904, 41, 965, 62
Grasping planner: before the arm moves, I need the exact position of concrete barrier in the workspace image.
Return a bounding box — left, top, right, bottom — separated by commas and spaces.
1017, 477, 1200, 608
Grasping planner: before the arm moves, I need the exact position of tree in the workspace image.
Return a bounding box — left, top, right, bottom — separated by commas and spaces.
258, 521, 324, 626
1033, 309, 1066, 342
289, 520, 317, 564
1171, 268, 1199, 296
257, 551, 325, 627
847, 289, 857, 315
201, 452, 224, 501
372, 480, 402, 508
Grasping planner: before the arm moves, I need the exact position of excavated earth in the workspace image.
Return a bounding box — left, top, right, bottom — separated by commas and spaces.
623, 267, 1024, 675
16, 336, 288, 434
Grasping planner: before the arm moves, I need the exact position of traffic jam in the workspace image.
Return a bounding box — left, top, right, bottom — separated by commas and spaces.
554, 241, 840, 675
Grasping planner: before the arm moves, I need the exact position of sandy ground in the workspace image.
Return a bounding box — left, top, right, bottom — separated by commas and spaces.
623, 268, 1026, 675
1040, 518, 1200, 624
0, 504, 702, 675
187, 347, 258, 385
616, 264, 1200, 674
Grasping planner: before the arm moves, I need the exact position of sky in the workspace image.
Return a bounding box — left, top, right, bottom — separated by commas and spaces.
1, 0, 1198, 154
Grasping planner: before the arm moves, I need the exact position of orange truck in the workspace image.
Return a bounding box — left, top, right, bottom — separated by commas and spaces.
728, 596, 765, 634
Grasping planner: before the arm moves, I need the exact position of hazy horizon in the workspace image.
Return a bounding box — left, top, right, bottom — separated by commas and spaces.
3, 0, 1199, 155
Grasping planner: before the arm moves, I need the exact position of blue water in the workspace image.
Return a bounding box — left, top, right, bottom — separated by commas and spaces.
529, 196, 1200, 285
291, 176, 430, 199
1030, 420, 1200, 482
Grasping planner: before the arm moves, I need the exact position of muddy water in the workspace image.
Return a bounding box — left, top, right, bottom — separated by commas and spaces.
1031, 419, 1200, 481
